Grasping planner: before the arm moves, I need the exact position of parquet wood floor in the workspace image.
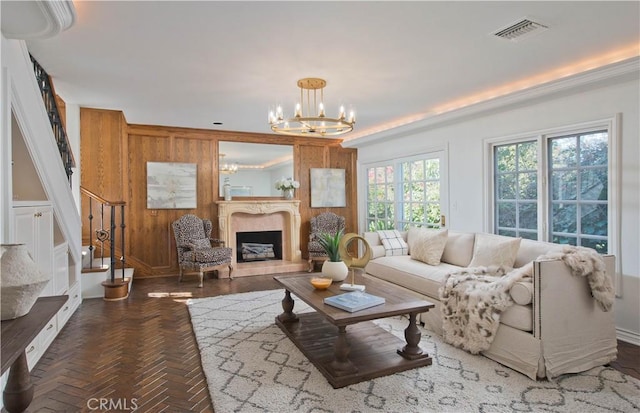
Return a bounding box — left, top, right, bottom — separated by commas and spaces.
8, 273, 639, 412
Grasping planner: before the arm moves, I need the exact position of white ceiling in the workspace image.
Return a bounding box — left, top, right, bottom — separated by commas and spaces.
11, 1, 640, 151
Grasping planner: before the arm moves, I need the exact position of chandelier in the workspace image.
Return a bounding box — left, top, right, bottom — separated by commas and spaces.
268, 78, 355, 137
218, 154, 238, 174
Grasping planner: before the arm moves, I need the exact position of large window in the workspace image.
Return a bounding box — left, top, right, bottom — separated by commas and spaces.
549, 131, 608, 253
366, 152, 446, 231
490, 122, 615, 255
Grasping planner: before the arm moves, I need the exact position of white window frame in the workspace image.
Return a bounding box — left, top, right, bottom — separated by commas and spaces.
361, 146, 449, 232
484, 115, 621, 296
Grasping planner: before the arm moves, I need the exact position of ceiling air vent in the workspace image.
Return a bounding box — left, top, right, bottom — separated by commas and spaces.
494, 19, 548, 41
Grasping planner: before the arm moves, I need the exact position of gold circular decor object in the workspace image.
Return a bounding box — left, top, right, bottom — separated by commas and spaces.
338, 233, 372, 269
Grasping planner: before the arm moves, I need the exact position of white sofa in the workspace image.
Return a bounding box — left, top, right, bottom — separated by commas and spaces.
363, 229, 617, 380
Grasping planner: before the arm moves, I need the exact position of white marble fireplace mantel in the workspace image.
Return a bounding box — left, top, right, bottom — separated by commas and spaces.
215, 200, 303, 275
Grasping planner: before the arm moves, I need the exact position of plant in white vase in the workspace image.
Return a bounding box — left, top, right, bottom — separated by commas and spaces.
317, 228, 348, 282
275, 177, 300, 199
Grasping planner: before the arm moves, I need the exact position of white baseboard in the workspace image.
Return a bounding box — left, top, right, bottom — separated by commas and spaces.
616, 327, 640, 346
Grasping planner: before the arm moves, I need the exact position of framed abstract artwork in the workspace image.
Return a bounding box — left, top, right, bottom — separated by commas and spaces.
310, 168, 346, 207
146, 162, 197, 209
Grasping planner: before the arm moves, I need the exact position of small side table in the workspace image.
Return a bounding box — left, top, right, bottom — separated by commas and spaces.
1, 296, 67, 413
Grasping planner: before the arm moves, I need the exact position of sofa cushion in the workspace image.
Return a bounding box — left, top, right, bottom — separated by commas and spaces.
514, 238, 565, 268
441, 231, 475, 267
469, 233, 521, 267
377, 230, 409, 256
408, 227, 448, 265
500, 304, 533, 332
365, 255, 461, 298
510, 281, 534, 305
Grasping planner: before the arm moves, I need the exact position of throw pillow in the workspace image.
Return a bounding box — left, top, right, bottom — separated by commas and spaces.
377, 230, 408, 256
408, 227, 448, 266
189, 238, 211, 250
468, 233, 522, 267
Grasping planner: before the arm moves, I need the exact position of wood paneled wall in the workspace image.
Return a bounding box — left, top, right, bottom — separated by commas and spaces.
80, 108, 358, 277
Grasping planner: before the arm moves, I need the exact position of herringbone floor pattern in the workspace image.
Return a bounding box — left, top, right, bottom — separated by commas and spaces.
5, 273, 639, 412
20, 274, 280, 413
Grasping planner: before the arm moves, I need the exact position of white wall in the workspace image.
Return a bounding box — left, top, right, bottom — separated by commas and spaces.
354, 74, 640, 342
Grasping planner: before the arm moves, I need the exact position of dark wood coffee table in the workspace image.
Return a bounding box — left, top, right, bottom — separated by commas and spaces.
273, 271, 434, 388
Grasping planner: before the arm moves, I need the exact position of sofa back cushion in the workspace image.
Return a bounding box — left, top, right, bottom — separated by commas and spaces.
469, 233, 521, 267
407, 227, 448, 265
514, 238, 565, 268
441, 231, 475, 267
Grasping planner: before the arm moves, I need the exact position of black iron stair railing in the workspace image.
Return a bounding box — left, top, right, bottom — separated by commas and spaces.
30, 55, 75, 185
80, 187, 126, 284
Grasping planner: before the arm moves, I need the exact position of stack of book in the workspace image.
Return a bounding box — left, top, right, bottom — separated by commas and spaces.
323, 291, 385, 312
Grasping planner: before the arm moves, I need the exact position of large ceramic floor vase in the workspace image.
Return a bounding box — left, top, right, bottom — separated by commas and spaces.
1, 244, 50, 320
321, 260, 348, 282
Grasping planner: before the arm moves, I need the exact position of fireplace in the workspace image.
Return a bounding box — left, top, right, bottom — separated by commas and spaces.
215, 200, 305, 277
236, 230, 283, 262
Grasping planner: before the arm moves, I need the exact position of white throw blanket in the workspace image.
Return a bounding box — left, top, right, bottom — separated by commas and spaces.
439, 246, 614, 354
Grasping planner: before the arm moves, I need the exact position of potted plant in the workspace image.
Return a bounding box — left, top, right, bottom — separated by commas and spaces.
317, 228, 348, 282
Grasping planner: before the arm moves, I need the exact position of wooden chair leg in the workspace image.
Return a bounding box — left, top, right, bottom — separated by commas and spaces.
228, 264, 234, 280
178, 267, 183, 283
198, 270, 204, 288
308, 258, 314, 272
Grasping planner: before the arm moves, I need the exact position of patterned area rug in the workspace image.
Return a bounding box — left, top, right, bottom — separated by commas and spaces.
187, 290, 640, 413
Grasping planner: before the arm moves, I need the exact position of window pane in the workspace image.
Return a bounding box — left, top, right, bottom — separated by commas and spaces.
497, 174, 516, 199
426, 203, 441, 225
411, 161, 424, 180
580, 133, 607, 166
496, 145, 516, 172
521, 231, 538, 240
385, 166, 394, 183
552, 203, 577, 233
551, 171, 577, 200
581, 238, 608, 254
518, 172, 537, 200
519, 202, 537, 230
551, 137, 577, 168
581, 168, 607, 200
498, 229, 517, 237
386, 185, 395, 202
518, 142, 537, 170
581, 203, 608, 236
425, 159, 440, 179
553, 235, 577, 246
367, 168, 375, 185
497, 202, 516, 228
426, 182, 439, 201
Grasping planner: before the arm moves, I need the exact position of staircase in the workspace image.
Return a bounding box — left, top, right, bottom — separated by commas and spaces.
81, 247, 134, 299
80, 187, 133, 300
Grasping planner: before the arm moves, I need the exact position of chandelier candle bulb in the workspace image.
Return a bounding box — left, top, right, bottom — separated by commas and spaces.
268, 77, 355, 137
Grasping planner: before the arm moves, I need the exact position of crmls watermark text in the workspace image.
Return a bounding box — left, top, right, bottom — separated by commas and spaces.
87, 398, 138, 411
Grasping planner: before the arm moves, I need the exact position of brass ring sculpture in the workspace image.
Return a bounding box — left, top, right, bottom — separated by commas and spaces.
338, 233, 372, 269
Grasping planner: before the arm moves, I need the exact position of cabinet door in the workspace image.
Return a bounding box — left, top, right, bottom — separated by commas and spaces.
13, 205, 54, 286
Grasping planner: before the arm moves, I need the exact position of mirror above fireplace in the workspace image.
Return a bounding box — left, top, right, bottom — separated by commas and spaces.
218, 141, 294, 197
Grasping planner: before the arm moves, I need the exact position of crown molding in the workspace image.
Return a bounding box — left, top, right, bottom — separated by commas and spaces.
1, 0, 76, 40
342, 57, 640, 148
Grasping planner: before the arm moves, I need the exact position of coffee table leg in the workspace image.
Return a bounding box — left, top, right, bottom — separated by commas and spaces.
330, 326, 357, 375
276, 289, 298, 323
397, 312, 427, 360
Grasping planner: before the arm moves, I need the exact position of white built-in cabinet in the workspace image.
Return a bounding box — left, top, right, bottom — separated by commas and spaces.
11, 202, 82, 370
13, 203, 54, 295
